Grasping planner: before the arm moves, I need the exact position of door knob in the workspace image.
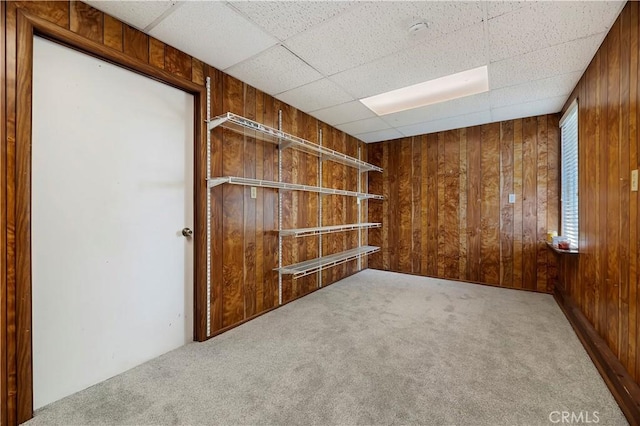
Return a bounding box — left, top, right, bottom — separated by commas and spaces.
182, 228, 193, 238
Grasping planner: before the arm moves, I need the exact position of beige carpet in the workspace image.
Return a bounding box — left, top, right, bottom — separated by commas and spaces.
26, 269, 626, 425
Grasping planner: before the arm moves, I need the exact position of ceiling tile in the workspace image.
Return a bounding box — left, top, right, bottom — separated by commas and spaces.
488, 1, 623, 62
490, 72, 581, 109
228, 1, 356, 41
486, 1, 528, 19
226, 46, 323, 96
149, 2, 278, 71
490, 95, 567, 122
336, 117, 391, 136
310, 101, 376, 126
380, 92, 489, 128
354, 128, 404, 144
490, 33, 604, 90
397, 110, 492, 138
86, 1, 177, 30
275, 78, 354, 113
330, 23, 487, 100
285, 2, 484, 76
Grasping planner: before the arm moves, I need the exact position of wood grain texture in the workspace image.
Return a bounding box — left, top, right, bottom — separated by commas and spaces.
367, 116, 558, 292
70, 1, 102, 43
536, 115, 548, 292
500, 121, 514, 287
148, 37, 164, 70
512, 119, 524, 289
466, 126, 482, 282
1, 2, 7, 423
557, 1, 640, 391
165, 44, 191, 80
102, 14, 122, 51
522, 117, 538, 290
123, 24, 148, 63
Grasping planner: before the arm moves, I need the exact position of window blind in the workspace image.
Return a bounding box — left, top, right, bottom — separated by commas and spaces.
560, 100, 579, 248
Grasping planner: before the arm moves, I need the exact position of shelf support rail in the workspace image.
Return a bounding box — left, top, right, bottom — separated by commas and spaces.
205, 77, 212, 337
278, 110, 283, 306
318, 128, 323, 289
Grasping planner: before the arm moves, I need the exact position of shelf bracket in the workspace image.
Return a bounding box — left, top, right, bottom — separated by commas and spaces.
279, 140, 294, 150
207, 177, 230, 188
207, 116, 228, 131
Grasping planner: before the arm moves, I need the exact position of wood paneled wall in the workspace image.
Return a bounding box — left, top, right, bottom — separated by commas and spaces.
2, 1, 367, 423
558, 1, 640, 386
368, 116, 560, 292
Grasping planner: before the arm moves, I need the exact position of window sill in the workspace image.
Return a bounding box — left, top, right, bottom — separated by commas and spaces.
546, 241, 579, 255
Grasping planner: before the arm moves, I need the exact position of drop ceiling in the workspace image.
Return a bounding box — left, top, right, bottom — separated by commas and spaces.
87, 1, 625, 143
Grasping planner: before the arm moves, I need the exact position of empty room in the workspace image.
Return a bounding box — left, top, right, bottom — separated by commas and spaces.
1, 0, 639, 425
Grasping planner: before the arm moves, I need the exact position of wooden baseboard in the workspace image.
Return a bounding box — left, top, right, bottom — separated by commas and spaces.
554, 288, 640, 424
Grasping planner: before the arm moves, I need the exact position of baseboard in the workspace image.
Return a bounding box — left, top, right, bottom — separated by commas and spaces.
554, 288, 640, 424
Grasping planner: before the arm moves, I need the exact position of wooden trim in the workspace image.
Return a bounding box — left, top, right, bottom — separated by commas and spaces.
1, 2, 7, 425
12, 8, 208, 422
15, 11, 33, 422
554, 288, 640, 424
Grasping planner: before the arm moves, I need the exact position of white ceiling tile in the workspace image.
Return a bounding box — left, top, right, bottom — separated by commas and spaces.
329, 23, 488, 100
310, 101, 376, 126
397, 110, 492, 138
488, 1, 623, 62
491, 95, 566, 123
149, 2, 278, 71
490, 72, 581, 109
225, 46, 323, 96
336, 117, 390, 136
355, 128, 404, 144
486, 1, 529, 19
228, 1, 356, 41
275, 79, 354, 113
285, 2, 484, 76
85, 1, 177, 30
380, 92, 489, 128
490, 33, 604, 90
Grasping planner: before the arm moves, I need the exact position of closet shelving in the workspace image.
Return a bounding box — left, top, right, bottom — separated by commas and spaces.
207, 176, 383, 200
205, 77, 383, 331
279, 223, 381, 238
276, 246, 380, 279
207, 112, 383, 173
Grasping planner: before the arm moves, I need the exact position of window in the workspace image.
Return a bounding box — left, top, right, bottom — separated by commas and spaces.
560, 100, 579, 249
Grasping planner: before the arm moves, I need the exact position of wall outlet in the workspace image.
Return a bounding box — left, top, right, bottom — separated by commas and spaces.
251, 187, 257, 199
508, 193, 516, 204
632, 170, 638, 192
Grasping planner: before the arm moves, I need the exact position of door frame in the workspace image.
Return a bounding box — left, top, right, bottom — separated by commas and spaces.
9, 9, 208, 423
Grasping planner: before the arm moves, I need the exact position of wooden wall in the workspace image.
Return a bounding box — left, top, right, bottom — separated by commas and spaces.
368, 116, 560, 292
558, 0, 640, 386
2, 1, 367, 423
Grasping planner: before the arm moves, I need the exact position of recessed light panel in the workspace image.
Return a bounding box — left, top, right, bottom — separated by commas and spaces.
360, 66, 489, 116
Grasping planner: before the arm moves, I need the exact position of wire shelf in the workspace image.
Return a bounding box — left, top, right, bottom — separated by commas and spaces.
280, 223, 382, 238
207, 112, 383, 173
207, 176, 384, 200
276, 246, 380, 279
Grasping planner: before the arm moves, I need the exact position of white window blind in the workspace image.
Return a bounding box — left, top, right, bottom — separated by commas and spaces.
560, 100, 579, 249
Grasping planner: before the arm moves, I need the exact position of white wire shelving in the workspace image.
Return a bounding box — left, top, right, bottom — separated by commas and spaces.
280, 223, 381, 238
207, 112, 383, 173
207, 176, 384, 200
276, 246, 380, 279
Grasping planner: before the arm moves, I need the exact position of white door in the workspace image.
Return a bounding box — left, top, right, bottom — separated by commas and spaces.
31, 36, 194, 409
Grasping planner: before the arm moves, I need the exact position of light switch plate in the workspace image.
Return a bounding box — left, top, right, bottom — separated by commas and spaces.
251, 187, 257, 199
632, 170, 638, 192
508, 193, 516, 204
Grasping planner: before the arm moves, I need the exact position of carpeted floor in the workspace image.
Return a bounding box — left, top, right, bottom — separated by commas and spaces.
26, 269, 626, 425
